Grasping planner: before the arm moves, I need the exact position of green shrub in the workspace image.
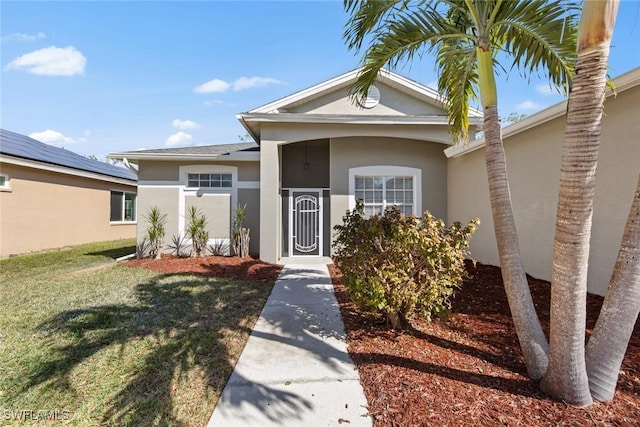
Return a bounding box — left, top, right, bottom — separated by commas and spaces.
333, 201, 479, 329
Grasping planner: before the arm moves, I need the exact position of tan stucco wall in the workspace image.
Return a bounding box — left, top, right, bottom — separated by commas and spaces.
0, 163, 136, 257
288, 82, 444, 116
447, 85, 640, 296
330, 136, 448, 242
138, 160, 260, 182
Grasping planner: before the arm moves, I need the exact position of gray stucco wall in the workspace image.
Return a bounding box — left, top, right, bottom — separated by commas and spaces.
185, 194, 231, 240
138, 160, 260, 182
330, 136, 449, 249
447, 84, 640, 296
281, 139, 330, 188
238, 189, 260, 254
288, 82, 444, 116
136, 159, 260, 256
137, 186, 180, 247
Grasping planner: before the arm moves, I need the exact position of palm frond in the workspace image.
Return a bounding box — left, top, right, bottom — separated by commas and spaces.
343, 0, 404, 52
491, 0, 578, 92
349, 2, 469, 103
436, 40, 478, 143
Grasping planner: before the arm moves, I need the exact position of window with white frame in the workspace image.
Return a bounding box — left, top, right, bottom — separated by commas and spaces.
355, 175, 414, 216
110, 191, 137, 222
187, 173, 232, 188
349, 166, 421, 217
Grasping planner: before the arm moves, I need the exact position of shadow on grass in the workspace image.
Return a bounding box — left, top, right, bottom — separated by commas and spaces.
24, 272, 308, 425
87, 245, 136, 260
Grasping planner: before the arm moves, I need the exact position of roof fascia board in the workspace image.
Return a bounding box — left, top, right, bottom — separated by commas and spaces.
1, 154, 137, 186
109, 152, 260, 162
444, 67, 640, 159
250, 69, 361, 113
240, 112, 483, 127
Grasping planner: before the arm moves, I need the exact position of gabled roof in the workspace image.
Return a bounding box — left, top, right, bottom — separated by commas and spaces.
444, 67, 640, 158
109, 142, 259, 162
248, 68, 482, 116
0, 129, 137, 182
238, 68, 483, 142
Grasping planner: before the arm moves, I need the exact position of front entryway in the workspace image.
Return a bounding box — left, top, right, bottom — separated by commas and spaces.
289, 190, 322, 256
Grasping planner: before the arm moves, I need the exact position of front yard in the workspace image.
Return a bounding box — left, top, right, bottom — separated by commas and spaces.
0, 240, 279, 425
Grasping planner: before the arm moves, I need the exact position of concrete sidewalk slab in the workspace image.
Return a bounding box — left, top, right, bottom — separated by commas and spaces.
207, 264, 371, 426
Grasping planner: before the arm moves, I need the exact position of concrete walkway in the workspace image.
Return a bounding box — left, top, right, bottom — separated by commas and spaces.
207, 264, 371, 426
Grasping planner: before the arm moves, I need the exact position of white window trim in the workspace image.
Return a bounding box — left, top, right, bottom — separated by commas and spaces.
186, 172, 233, 189
178, 165, 238, 243
110, 190, 138, 224
0, 174, 11, 192
348, 165, 422, 215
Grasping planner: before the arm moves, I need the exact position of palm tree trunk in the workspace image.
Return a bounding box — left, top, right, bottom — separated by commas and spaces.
478, 48, 549, 380
585, 173, 640, 401
540, 0, 618, 406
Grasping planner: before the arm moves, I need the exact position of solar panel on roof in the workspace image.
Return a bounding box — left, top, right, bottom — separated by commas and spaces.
0, 129, 137, 181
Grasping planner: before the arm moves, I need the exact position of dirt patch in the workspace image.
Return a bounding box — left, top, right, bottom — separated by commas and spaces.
329, 262, 640, 426
126, 255, 282, 282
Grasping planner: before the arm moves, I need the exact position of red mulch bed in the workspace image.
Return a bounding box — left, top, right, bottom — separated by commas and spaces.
126, 254, 282, 282
329, 262, 640, 427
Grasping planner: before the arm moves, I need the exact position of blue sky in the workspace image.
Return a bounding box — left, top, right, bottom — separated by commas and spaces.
2, 1, 639, 160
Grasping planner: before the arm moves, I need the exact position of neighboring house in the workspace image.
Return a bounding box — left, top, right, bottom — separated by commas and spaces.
0, 129, 138, 257
110, 67, 640, 296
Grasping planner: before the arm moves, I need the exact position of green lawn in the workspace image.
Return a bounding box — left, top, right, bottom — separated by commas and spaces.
0, 240, 274, 425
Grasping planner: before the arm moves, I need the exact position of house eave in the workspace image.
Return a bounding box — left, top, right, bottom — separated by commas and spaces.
444, 67, 640, 159
239, 112, 483, 127
1, 154, 137, 186
108, 151, 260, 163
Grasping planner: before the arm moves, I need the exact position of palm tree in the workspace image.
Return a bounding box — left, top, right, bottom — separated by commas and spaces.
539, 0, 622, 404
585, 174, 640, 401
344, 0, 577, 380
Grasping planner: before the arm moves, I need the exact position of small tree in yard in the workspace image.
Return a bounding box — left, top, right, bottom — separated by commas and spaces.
186, 206, 209, 257
333, 201, 478, 330
232, 204, 250, 258
144, 207, 167, 260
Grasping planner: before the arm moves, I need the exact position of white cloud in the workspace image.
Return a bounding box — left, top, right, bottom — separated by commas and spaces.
194, 79, 230, 94
165, 131, 193, 147
1, 32, 47, 42
232, 76, 283, 91
29, 129, 81, 146
535, 84, 558, 96
516, 100, 542, 111
203, 99, 224, 107
194, 76, 284, 94
6, 46, 86, 76
172, 119, 200, 130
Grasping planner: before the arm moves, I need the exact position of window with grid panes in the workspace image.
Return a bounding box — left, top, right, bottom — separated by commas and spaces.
354, 175, 414, 216
187, 173, 232, 188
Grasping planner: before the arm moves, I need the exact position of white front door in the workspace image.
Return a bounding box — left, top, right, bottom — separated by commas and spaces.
290, 190, 322, 256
